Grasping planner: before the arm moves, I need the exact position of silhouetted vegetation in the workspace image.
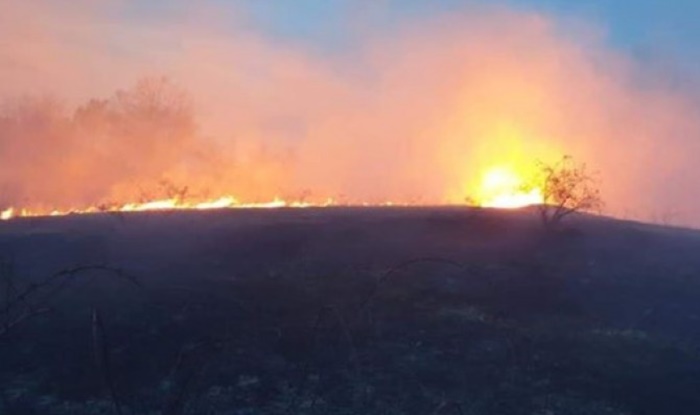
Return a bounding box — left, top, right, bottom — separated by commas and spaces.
0, 77, 199, 208
537, 155, 603, 229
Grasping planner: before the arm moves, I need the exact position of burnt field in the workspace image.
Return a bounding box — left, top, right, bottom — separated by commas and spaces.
2, 207, 700, 414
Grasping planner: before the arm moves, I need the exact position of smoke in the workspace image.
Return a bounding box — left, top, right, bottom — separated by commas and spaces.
1, 1, 699, 224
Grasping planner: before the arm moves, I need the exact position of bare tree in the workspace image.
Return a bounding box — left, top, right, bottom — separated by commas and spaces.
537, 155, 603, 229
74, 76, 196, 148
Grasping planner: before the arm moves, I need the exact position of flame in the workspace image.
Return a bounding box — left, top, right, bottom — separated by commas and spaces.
0, 196, 417, 221
0, 197, 309, 221
1, 208, 14, 221
474, 166, 543, 209
0, 177, 547, 221
0, 165, 548, 221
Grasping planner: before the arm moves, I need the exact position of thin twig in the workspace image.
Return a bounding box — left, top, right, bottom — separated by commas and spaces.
358, 257, 467, 313
5, 264, 140, 314
1, 264, 142, 340
431, 400, 465, 415
162, 336, 233, 415
287, 304, 365, 414
92, 308, 123, 415
0, 307, 51, 339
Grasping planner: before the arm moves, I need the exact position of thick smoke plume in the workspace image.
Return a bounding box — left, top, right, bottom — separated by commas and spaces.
1, 1, 699, 224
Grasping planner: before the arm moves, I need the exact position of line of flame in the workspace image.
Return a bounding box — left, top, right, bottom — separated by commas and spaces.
0, 194, 543, 222
0, 196, 404, 221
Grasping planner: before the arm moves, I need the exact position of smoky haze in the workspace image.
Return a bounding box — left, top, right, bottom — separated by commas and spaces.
1, 1, 699, 225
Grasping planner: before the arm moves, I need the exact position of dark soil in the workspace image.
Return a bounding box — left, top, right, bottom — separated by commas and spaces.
1, 207, 700, 414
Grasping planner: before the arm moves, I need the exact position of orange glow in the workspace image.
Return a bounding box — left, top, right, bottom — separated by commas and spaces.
2, 3, 700, 225
0, 197, 422, 221
0, 166, 546, 221
0, 197, 315, 221
473, 166, 543, 209
1, 208, 14, 221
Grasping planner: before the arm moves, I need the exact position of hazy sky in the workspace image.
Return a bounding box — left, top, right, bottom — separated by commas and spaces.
129, 1, 697, 54
127, 0, 700, 84
238, 0, 699, 67
2, 0, 700, 225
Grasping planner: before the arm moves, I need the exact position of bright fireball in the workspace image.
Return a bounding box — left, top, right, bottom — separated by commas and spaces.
476, 166, 543, 209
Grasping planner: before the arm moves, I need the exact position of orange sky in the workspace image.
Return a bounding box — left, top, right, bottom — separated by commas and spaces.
0, 2, 699, 225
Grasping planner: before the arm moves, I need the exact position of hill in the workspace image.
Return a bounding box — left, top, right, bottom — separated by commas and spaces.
1, 207, 700, 414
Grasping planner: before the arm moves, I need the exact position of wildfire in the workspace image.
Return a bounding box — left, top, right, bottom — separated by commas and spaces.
0, 166, 547, 221
0, 196, 329, 221
474, 166, 543, 209
1, 208, 14, 221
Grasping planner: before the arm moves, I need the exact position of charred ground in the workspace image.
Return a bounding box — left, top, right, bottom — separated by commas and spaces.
1, 207, 700, 414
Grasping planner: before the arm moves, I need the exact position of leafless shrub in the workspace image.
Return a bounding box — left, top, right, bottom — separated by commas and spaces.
649, 208, 683, 227
536, 155, 603, 229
